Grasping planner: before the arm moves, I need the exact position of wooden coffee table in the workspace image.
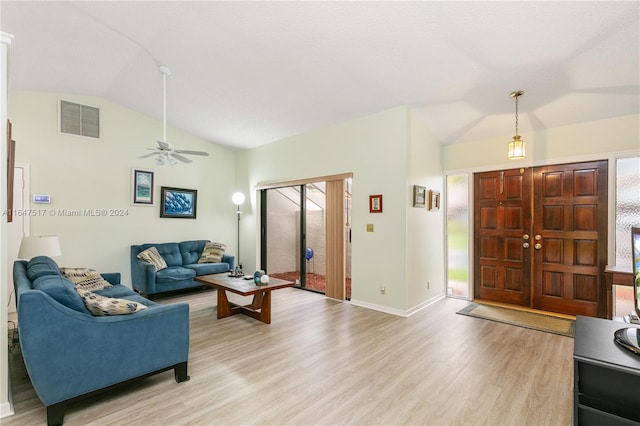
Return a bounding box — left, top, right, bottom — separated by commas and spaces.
194, 273, 294, 324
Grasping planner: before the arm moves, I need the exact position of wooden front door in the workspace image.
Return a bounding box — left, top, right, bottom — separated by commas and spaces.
474, 161, 608, 317
474, 168, 533, 307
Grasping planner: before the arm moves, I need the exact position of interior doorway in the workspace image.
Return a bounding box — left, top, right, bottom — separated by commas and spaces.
474, 160, 608, 317
7, 164, 30, 313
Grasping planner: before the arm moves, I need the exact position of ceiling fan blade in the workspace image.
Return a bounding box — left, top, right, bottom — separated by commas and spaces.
174, 149, 209, 156
156, 140, 172, 151
171, 152, 193, 163
139, 152, 157, 159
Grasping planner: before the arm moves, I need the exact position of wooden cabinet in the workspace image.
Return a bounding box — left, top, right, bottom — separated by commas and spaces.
573, 316, 640, 425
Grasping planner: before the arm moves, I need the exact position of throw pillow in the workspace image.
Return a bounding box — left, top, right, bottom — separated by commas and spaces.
136, 246, 168, 271
76, 289, 148, 316
198, 242, 226, 263
61, 267, 113, 292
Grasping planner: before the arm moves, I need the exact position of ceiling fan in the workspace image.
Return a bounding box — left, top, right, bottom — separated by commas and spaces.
139, 66, 209, 166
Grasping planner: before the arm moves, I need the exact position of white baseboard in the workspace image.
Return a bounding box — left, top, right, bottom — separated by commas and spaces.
350, 293, 445, 317
0, 401, 14, 419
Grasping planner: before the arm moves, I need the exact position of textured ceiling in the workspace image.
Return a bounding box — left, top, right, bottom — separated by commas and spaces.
1, 1, 638, 150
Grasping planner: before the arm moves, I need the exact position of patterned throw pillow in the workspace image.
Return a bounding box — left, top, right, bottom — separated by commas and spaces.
76, 289, 148, 316
61, 267, 113, 292
198, 242, 226, 263
136, 246, 168, 271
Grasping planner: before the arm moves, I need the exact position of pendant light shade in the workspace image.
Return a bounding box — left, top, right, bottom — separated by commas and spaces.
508, 91, 526, 160
508, 135, 526, 160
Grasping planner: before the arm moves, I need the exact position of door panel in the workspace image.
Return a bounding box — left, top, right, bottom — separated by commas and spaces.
532, 161, 608, 317
474, 168, 532, 306
474, 161, 608, 317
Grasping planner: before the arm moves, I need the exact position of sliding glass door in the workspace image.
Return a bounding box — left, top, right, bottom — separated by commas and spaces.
260, 176, 351, 300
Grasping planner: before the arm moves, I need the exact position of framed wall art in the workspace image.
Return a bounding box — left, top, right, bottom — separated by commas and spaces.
413, 185, 426, 208
160, 186, 197, 219
369, 194, 383, 213
132, 169, 154, 206
428, 190, 440, 211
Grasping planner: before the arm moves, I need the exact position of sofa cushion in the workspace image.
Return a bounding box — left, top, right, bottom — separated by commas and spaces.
60, 267, 113, 292
26, 256, 61, 282
137, 247, 168, 271
155, 266, 196, 283
96, 286, 157, 306
185, 263, 231, 276
32, 275, 90, 314
139, 243, 182, 267
179, 240, 207, 265
198, 242, 226, 264
77, 290, 148, 316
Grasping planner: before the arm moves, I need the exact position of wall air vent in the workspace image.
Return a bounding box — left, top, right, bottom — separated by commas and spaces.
59, 100, 100, 139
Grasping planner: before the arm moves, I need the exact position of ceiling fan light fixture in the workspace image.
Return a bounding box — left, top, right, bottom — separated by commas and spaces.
168, 155, 178, 166
155, 154, 165, 166
508, 90, 526, 160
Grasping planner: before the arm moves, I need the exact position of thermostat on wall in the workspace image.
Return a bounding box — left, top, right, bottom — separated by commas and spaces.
33, 194, 51, 204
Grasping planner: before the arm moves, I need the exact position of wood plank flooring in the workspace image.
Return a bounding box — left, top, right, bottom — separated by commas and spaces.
5, 288, 574, 425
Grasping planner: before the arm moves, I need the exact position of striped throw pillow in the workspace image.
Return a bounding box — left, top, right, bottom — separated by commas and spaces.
198, 242, 226, 263
61, 267, 113, 292
136, 246, 168, 271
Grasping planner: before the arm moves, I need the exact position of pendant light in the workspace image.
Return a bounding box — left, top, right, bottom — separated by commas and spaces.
507, 90, 526, 160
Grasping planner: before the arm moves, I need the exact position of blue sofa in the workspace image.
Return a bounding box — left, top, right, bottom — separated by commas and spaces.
130, 240, 234, 298
13, 256, 190, 426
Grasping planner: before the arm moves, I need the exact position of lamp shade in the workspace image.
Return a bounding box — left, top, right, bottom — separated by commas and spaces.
232, 192, 245, 206
18, 235, 62, 259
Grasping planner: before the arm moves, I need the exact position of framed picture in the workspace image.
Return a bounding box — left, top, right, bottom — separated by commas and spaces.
160, 186, 197, 219
413, 185, 426, 208
428, 190, 440, 211
369, 194, 383, 213
132, 169, 154, 205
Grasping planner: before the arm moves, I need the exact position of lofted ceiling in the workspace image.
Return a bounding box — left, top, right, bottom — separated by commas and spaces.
1, 1, 638, 151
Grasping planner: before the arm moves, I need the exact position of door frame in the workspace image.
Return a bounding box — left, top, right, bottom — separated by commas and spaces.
445, 151, 636, 302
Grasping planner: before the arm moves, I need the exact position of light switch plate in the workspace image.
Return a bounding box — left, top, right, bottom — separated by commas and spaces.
366, 224, 374, 232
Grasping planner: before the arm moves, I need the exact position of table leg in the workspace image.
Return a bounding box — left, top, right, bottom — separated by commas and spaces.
217, 289, 232, 319
258, 291, 272, 324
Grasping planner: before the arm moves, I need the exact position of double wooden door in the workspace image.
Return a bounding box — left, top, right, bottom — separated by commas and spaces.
474, 161, 608, 317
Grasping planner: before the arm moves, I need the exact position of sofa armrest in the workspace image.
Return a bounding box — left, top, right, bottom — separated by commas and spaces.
17, 290, 189, 406
131, 246, 158, 295
222, 254, 235, 271
101, 273, 121, 285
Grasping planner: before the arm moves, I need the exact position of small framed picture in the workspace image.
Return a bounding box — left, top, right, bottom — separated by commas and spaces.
132, 169, 154, 206
369, 194, 383, 213
428, 190, 440, 211
161, 186, 197, 219
413, 185, 426, 208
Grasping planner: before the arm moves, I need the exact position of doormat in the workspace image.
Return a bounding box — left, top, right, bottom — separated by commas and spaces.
456, 302, 575, 338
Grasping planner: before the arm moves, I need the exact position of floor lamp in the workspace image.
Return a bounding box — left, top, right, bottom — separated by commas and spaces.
232, 192, 245, 273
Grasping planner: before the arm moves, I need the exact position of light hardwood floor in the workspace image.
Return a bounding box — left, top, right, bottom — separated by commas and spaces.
5, 289, 574, 425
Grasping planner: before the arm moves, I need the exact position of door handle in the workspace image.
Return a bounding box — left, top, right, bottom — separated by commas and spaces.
523, 234, 530, 240
535, 243, 542, 250
534, 235, 542, 241
523, 242, 530, 248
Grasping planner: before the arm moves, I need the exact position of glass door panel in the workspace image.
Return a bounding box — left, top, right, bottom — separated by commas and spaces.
446, 174, 470, 298
265, 187, 302, 286
304, 183, 326, 294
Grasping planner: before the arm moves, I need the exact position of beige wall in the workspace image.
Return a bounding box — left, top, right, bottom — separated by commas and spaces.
7, 91, 237, 286
236, 106, 445, 314
443, 114, 640, 171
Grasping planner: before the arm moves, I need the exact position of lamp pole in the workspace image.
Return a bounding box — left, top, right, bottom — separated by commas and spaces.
232, 192, 245, 271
